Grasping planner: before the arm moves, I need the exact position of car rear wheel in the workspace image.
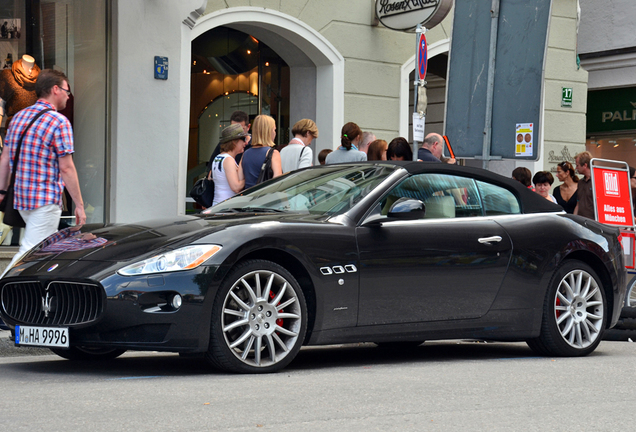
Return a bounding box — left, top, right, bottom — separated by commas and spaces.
206, 259, 307, 373
527, 260, 607, 357
50, 347, 127, 361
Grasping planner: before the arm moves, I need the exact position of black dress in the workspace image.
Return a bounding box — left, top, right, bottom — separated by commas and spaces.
553, 185, 577, 214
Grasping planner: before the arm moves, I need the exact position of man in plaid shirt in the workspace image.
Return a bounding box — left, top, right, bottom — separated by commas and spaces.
0, 69, 86, 273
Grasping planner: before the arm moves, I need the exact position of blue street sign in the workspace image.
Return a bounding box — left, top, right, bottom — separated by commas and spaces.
154, 56, 168, 80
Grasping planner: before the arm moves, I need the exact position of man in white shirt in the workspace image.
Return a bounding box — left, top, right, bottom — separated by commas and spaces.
280, 119, 319, 173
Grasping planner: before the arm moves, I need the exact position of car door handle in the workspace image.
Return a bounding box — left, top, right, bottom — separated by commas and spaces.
478, 236, 503, 244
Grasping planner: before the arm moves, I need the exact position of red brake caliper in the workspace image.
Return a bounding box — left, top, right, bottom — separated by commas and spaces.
555, 296, 561, 318
269, 290, 284, 327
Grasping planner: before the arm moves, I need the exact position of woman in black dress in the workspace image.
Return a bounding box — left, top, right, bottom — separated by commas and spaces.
553, 161, 578, 213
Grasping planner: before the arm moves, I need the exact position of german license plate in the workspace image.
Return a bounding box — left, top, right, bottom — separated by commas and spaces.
15, 326, 69, 348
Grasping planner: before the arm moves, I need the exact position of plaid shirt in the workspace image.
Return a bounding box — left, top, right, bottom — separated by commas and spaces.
4, 100, 74, 210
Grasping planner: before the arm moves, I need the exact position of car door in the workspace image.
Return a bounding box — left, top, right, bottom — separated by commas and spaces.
356, 173, 518, 325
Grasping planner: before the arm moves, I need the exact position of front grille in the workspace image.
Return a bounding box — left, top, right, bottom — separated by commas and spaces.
1, 281, 104, 326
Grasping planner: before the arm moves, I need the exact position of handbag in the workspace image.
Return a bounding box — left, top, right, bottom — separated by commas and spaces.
256, 148, 275, 184
0, 108, 53, 228
189, 171, 215, 207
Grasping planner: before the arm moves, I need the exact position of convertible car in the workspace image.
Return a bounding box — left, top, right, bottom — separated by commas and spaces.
0, 162, 627, 373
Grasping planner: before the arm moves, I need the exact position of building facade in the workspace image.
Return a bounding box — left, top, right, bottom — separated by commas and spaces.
0, 0, 590, 241
579, 0, 636, 168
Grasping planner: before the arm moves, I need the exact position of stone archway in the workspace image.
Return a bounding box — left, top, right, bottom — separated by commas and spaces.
185, 7, 344, 157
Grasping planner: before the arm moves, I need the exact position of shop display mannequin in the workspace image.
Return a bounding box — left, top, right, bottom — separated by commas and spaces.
0, 54, 41, 128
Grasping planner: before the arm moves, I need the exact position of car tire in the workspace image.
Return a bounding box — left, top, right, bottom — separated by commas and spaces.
527, 260, 607, 357
50, 347, 127, 361
619, 276, 636, 319
206, 259, 307, 373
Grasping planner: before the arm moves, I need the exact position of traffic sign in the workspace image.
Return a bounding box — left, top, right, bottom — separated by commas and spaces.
418, 32, 427, 81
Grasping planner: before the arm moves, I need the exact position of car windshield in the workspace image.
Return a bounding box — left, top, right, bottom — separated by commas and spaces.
204, 164, 399, 216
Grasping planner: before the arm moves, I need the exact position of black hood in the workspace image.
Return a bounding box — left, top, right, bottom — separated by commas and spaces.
20, 213, 330, 264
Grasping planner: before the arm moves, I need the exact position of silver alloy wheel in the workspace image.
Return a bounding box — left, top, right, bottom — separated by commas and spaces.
554, 269, 604, 349
627, 280, 636, 307
221, 269, 302, 368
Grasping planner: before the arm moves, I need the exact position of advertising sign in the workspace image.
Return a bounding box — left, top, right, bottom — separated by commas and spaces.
591, 159, 634, 227
515, 123, 533, 157
586, 87, 636, 134
376, 0, 453, 31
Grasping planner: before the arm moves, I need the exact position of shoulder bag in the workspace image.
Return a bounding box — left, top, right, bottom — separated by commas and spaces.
189, 170, 215, 208
0, 108, 53, 228
256, 148, 275, 184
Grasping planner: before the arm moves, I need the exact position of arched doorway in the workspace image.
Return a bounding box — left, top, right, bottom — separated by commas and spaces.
187, 27, 290, 206
182, 7, 344, 210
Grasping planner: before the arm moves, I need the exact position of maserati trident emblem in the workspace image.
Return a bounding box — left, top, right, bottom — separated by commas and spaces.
41, 292, 53, 318
47, 264, 59, 272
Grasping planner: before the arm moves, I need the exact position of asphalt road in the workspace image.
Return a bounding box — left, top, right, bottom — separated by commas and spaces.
1, 331, 635, 432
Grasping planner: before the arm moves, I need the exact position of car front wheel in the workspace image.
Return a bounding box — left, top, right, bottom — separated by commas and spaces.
527, 260, 607, 357
207, 259, 307, 373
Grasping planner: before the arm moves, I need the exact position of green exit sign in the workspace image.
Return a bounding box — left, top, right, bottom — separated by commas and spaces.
562, 87, 573, 107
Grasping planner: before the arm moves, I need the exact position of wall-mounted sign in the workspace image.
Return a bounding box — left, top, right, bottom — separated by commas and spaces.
154, 56, 168, 80
515, 123, 533, 157
376, 0, 454, 31
561, 87, 572, 107
587, 87, 636, 134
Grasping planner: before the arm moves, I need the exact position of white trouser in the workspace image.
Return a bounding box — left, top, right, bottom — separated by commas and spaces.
1, 204, 62, 277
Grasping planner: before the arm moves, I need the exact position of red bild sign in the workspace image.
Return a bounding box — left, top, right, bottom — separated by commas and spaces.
593, 166, 634, 227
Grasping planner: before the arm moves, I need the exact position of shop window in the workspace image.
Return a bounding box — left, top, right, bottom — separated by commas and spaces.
0, 1, 107, 246
586, 136, 636, 169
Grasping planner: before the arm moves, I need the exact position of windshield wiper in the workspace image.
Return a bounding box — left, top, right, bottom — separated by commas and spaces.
222, 207, 286, 213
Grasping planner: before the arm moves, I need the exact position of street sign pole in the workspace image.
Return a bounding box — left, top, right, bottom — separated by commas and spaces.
413, 24, 427, 161
481, 0, 500, 170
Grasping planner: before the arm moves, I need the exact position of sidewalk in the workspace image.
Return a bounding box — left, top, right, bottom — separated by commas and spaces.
0, 246, 18, 274
0, 329, 51, 357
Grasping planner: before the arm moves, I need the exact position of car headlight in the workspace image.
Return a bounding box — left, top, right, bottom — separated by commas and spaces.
117, 245, 222, 276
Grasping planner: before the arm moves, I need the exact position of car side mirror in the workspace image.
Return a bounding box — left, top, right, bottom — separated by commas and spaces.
387, 197, 426, 220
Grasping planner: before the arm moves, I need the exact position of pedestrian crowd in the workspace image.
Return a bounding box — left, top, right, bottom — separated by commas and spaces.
512, 151, 636, 219
194, 112, 461, 210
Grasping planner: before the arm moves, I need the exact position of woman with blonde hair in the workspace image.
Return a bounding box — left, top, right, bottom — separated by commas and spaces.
280, 118, 319, 173
239, 114, 282, 189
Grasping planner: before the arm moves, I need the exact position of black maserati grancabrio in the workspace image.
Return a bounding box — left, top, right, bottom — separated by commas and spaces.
0, 162, 628, 373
